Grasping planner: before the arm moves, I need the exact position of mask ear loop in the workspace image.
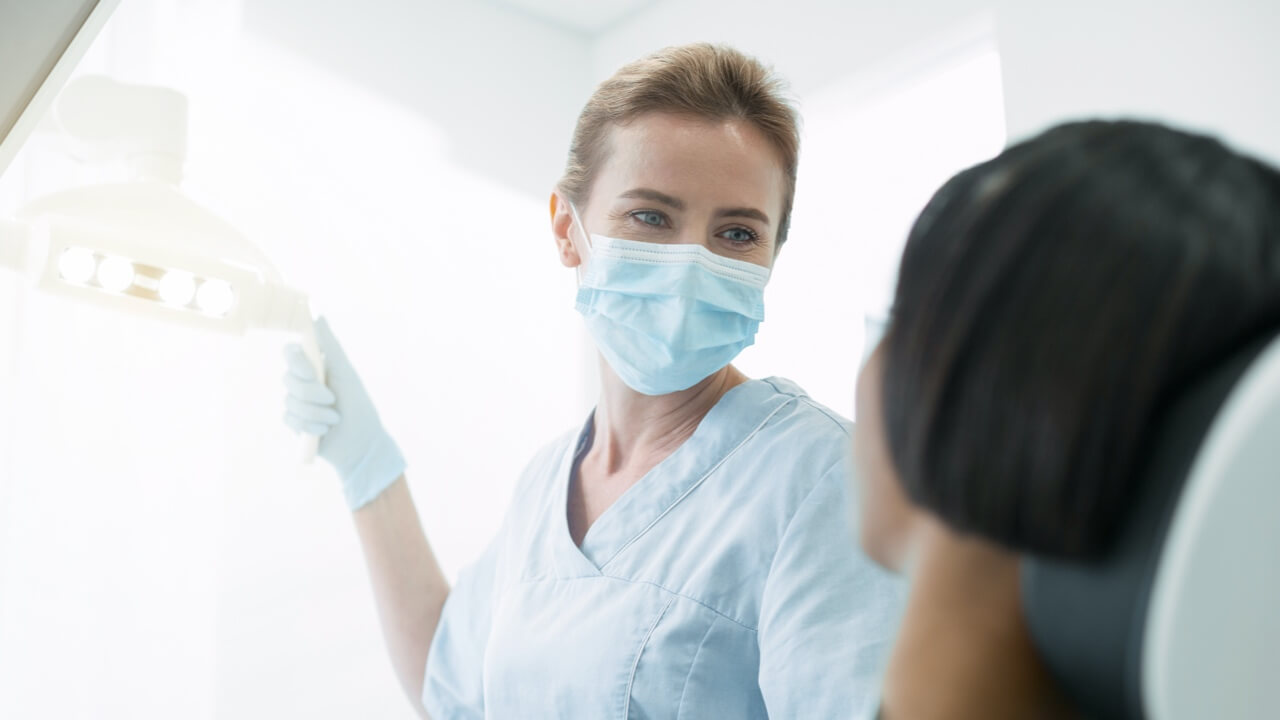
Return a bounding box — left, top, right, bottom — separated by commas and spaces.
567, 201, 593, 284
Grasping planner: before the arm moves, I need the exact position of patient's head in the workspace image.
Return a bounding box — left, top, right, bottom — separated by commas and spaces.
856, 120, 1280, 569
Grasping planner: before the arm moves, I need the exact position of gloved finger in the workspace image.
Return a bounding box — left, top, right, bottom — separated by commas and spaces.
283, 371, 336, 405
284, 343, 321, 382
313, 317, 353, 372
285, 410, 330, 436
285, 395, 341, 426
283, 411, 330, 437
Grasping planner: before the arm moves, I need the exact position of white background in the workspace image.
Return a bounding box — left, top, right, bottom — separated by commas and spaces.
0, 0, 1276, 717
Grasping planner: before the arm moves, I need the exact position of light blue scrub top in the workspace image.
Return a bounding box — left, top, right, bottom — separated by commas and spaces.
422, 377, 905, 719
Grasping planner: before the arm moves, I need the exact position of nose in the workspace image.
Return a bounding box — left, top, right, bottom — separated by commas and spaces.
678, 228, 708, 247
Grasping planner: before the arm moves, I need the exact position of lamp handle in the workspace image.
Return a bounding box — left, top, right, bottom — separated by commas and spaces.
297, 320, 326, 464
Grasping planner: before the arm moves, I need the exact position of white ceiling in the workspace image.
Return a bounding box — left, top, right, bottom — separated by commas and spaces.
488, 0, 661, 34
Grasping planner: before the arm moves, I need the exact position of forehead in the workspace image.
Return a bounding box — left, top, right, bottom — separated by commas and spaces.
591, 113, 788, 215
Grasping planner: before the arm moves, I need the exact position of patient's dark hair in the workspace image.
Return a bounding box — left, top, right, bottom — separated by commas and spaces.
882, 120, 1280, 558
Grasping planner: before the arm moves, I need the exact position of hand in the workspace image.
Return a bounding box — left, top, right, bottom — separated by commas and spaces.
283, 317, 406, 510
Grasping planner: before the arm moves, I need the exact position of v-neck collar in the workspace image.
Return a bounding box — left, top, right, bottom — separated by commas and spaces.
552, 377, 802, 574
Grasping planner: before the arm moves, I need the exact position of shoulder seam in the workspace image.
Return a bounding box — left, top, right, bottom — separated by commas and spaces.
796, 396, 853, 438
759, 378, 852, 438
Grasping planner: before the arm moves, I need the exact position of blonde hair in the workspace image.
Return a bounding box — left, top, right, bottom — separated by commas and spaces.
558, 43, 801, 244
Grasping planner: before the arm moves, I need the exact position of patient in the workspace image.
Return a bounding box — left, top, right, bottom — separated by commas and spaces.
853, 120, 1280, 719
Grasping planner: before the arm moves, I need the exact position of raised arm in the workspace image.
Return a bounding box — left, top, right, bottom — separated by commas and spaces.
283, 318, 448, 715
354, 476, 448, 716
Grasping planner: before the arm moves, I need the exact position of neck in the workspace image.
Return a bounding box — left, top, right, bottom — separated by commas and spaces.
882, 520, 1075, 720
590, 360, 747, 473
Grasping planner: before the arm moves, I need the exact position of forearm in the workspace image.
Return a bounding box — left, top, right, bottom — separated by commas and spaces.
353, 475, 449, 715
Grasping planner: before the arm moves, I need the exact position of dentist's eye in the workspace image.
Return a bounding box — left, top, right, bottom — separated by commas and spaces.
630, 210, 668, 228
720, 226, 760, 245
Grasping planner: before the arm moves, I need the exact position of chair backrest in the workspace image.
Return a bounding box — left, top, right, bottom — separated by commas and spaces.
1021, 328, 1280, 719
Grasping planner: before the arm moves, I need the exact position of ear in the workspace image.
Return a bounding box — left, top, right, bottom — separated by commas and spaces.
550, 191, 582, 269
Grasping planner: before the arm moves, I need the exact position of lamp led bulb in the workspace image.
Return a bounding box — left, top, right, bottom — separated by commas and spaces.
158, 270, 196, 306
96, 256, 135, 292
196, 278, 234, 315
57, 247, 96, 284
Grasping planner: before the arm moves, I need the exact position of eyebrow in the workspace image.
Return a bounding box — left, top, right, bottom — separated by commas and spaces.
620, 187, 685, 210
619, 187, 772, 225
715, 206, 771, 225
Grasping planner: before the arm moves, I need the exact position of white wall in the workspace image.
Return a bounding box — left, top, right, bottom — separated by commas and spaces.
594, 0, 1280, 162
995, 0, 1280, 162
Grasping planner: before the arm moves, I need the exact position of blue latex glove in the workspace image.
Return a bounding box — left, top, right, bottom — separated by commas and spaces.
283, 317, 406, 510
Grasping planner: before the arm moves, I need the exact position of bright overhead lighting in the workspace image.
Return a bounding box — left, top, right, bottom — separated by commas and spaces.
157, 270, 196, 306
196, 278, 234, 315
96, 255, 134, 292
57, 247, 96, 284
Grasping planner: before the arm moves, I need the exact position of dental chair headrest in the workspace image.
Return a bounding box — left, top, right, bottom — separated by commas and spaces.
1021, 328, 1280, 720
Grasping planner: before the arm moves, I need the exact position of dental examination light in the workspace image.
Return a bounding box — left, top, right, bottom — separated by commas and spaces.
0, 0, 325, 459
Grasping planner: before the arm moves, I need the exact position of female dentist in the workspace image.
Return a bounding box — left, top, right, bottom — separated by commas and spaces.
283, 43, 903, 719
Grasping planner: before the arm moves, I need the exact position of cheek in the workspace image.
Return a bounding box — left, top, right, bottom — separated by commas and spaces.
744, 241, 776, 270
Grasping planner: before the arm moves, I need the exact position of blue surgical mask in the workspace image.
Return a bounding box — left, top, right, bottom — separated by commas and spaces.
569, 204, 770, 395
